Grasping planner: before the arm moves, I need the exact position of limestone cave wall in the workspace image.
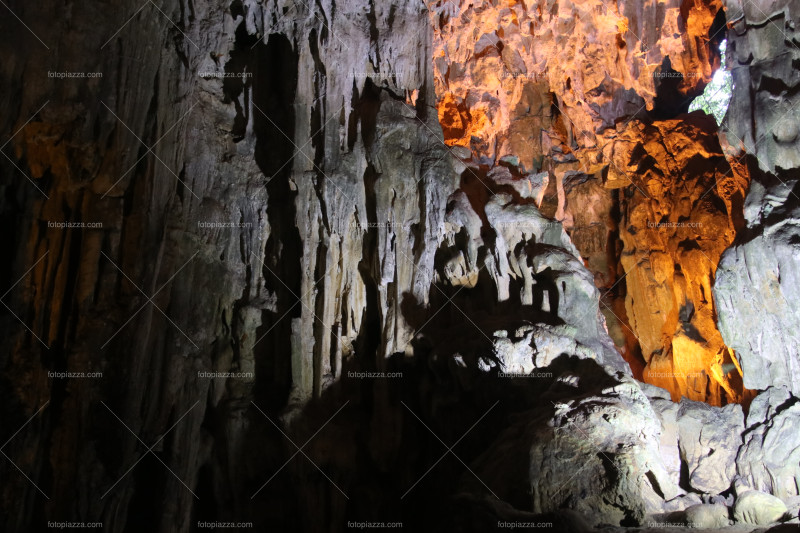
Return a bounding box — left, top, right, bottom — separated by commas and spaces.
0, 0, 799, 531
430, 0, 755, 406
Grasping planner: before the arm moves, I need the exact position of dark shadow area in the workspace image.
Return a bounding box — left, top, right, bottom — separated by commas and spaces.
251, 33, 300, 412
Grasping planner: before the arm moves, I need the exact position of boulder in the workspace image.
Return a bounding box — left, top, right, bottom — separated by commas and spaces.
733, 490, 788, 525
683, 503, 730, 528
465, 373, 681, 527
676, 398, 744, 494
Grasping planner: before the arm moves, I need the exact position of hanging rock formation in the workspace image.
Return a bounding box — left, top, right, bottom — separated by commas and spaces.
430, 0, 754, 405
0, 0, 458, 529
431, 0, 724, 164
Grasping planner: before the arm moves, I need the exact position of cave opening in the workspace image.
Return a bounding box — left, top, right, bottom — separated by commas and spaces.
689, 39, 733, 124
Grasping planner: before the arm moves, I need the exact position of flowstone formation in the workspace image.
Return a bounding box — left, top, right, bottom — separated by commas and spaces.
0, 0, 458, 529
430, 0, 753, 405
608, 115, 752, 405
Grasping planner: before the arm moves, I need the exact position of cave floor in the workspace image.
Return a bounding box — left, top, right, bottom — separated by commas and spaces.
599, 520, 799, 533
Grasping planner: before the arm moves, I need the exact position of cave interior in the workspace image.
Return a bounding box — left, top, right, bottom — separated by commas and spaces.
1, 0, 800, 532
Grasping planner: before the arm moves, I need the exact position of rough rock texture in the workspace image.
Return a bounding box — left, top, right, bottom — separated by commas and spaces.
429, 0, 751, 404
683, 503, 731, 528
1, 0, 799, 531
736, 387, 800, 499
0, 0, 458, 530
645, 386, 684, 491
676, 398, 744, 494
714, 0, 800, 396
608, 114, 751, 405
431, 0, 724, 165
710, 0, 800, 517
439, 164, 629, 375
456, 365, 680, 527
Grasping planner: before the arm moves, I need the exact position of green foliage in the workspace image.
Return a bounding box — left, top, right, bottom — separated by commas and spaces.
689, 40, 732, 125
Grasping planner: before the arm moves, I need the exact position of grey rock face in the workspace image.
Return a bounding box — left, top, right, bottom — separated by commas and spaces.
714, 0, 800, 515
648, 391, 752, 500
440, 169, 630, 377
527, 378, 680, 526
0, 0, 456, 530
715, 0, 800, 396
715, 228, 800, 395
488, 327, 535, 375
720, 0, 800, 176
676, 398, 744, 494
648, 396, 683, 492
736, 387, 800, 499
462, 372, 681, 527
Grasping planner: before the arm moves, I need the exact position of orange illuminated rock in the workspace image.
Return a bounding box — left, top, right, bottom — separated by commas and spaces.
430, 0, 723, 166
608, 113, 753, 405
430, 0, 745, 405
